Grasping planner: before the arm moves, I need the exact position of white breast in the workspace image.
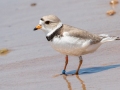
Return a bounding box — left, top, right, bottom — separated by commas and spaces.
49, 36, 101, 56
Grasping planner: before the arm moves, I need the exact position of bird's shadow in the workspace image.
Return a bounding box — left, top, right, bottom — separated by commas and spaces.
66, 64, 120, 75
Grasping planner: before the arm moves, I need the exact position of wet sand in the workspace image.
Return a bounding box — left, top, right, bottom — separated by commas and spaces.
0, 0, 120, 90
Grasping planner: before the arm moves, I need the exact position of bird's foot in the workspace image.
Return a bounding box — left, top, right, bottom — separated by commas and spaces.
60, 70, 68, 75
62, 70, 66, 74
72, 72, 79, 75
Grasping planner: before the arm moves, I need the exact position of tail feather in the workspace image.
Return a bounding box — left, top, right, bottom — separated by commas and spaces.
99, 34, 120, 43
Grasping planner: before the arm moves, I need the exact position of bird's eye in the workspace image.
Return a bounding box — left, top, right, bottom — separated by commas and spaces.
45, 21, 50, 24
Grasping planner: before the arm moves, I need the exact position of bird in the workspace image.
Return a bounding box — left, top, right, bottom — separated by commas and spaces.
33, 15, 120, 75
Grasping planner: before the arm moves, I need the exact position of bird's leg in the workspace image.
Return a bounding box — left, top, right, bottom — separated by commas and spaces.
75, 56, 83, 75
62, 55, 68, 74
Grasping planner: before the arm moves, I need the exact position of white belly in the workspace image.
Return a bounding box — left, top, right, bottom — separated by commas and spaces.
50, 36, 101, 56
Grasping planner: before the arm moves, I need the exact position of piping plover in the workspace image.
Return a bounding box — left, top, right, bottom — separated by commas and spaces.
34, 15, 120, 75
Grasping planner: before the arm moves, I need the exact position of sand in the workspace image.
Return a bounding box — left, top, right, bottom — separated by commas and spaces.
0, 0, 120, 90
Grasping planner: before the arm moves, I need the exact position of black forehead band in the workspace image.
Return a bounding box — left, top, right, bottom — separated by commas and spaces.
40, 18, 44, 21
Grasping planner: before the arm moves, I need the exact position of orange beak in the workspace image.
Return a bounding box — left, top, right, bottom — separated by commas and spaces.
34, 25, 42, 31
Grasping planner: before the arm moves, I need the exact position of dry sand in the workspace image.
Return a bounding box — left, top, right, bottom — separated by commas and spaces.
0, 0, 120, 90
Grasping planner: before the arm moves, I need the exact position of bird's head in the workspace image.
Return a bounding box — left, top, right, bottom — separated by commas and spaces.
34, 15, 62, 35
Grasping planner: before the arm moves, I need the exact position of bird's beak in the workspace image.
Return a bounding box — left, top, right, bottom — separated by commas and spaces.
34, 24, 42, 31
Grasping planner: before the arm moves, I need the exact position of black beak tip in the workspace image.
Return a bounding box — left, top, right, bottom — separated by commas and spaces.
33, 28, 37, 31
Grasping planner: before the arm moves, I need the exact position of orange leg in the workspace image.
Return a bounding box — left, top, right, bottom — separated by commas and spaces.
62, 55, 68, 74
75, 56, 83, 75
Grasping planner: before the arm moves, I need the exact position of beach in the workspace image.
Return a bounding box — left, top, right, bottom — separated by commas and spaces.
0, 0, 120, 90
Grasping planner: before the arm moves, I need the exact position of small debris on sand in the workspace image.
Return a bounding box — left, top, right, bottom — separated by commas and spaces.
106, 10, 116, 16
31, 3, 37, 7
0, 48, 10, 55
110, 0, 119, 5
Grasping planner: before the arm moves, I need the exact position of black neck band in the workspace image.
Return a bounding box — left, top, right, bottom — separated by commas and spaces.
46, 24, 63, 41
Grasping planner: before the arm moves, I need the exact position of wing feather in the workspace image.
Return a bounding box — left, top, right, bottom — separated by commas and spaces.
61, 24, 102, 44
